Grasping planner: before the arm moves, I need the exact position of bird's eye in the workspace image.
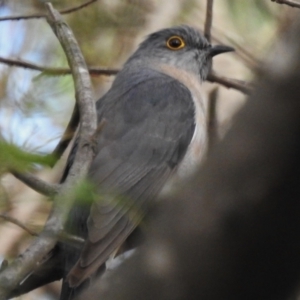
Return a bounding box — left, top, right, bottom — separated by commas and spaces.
166, 36, 185, 50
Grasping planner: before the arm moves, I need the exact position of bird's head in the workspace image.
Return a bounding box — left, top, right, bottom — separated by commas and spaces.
126, 25, 234, 81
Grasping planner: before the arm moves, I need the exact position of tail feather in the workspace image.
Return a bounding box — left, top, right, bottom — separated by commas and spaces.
60, 264, 106, 300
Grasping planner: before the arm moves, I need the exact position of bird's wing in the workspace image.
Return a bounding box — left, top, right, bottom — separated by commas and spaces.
67, 68, 197, 286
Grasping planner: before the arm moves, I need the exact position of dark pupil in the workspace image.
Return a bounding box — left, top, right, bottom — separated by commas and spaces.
169, 38, 181, 48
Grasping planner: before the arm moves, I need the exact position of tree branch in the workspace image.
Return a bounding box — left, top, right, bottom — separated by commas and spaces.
0, 56, 249, 94
0, 214, 38, 237
50, 104, 80, 166
0, 213, 84, 247
271, 0, 300, 8
207, 88, 219, 152
58, 0, 98, 15
0, 3, 97, 298
0, 0, 98, 22
10, 170, 59, 197
207, 71, 252, 94
204, 0, 214, 42
0, 56, 119, 76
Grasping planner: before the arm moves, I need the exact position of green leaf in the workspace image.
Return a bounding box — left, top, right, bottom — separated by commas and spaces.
0, 141, 56, 173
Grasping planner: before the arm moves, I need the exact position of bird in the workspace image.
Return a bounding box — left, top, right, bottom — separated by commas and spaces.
8, 25, 234, 300
59, 25, 233, 299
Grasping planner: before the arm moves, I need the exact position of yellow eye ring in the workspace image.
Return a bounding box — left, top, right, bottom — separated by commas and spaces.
166, 36, 185, 50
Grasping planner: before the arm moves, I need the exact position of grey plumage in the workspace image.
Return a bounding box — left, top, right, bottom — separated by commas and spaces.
61, 25, 233, 297
66, 67, 196, 286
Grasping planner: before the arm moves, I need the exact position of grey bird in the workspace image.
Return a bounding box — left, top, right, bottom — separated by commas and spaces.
61, 25, 233, 297
7, 25, 233, 300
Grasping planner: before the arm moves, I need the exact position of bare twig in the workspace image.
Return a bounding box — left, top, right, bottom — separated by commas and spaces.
0, 213, 84, 247
11, 171, 59, 196
0, 214, 38, 236
59, 0, 98, 14
207, 72, 252, 94
204, 0, 214, 42
0, 0, 98, 22
58, 232, 84, 247
271, 0, 300, 8
73, 67, 119, 76
0, 3, 97, 298
0, 56, 250, 94
51, 104, 79, 165
207, 88, 219, 153
0, 56, 119, 76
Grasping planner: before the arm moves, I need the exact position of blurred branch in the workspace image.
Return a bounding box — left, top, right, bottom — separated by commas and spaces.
0, 214, 38, 237
50, 104, 79, 166
0, 3, 97, 298
57, 0, 98, 14
0, 56, 249, 94
207, 71, 252, 94
203, 0, 219, 153
271, 0, 300, 8
207, 88, 219, 153
204, 0, 214, 42
78, 17, 300, 300
0, 0, 98, 22
58, 232, 84, 247
11, 171, 59, 196
0, 213, 84, 246
0, 56, 119, 76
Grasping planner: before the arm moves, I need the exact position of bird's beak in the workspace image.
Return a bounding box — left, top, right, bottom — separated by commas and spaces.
209, 45, 234, 57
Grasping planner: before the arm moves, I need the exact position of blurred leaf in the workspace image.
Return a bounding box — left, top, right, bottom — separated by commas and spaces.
0, 140, 55, 172
225, 0, 276, 32
73, 179, 97, 205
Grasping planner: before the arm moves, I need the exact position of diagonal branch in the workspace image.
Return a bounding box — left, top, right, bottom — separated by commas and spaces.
59, 0, 98, 14
0, 0, 98, 22
0, 214, 38, 237
207, 71, 252, 94
0, 213, 84, 246
0, 3, 97, 298
11, 171, 59, 196
271, 0, 300, 8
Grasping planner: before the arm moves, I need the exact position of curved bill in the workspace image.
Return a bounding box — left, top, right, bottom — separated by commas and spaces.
209, 45, 235, 57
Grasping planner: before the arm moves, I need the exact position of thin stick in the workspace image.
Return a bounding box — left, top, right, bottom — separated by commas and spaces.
204, 0, 214, 42
11, 171, 59, 196
0, 214, 84, 246
0, 56, 119, 76
50, 104, 79, 165
0, 214, 38, 236
0, 56, 250, 94
0, 0, 98, 22
207, 88, 219, 153
271, 0, 300, 8
60, 0, 98, 14
207, 72, 252, 95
